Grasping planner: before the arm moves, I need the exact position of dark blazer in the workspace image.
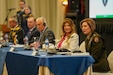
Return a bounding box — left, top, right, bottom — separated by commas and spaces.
85, 32, 110, 72
39, 27, 55, 46
21, 13, 33, 36
9, 25, 24, 44
27, 27, 40, 44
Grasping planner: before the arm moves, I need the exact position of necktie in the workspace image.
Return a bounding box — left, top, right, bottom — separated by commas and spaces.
27, 31, 31, 38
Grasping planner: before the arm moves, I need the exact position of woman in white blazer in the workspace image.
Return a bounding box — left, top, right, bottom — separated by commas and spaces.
56, 18, 79, 52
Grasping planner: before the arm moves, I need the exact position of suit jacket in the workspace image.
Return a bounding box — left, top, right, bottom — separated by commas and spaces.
21, 13, 33, 36
39, 27, 55, 46
9, 25, 24, 44
85, 32, 110, 72
56, 33, 79, 51
27, 27, 40, 44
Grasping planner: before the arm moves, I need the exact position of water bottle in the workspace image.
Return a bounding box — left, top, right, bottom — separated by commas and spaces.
24, 36, 29, 48
0, 31, 3, 44
45, 38, 49, 52
33, 38, 40, 50
4, 33, 9, 46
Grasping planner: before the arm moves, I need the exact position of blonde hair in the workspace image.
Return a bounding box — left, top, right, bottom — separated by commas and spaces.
61, 18, 76, 42
80, 18, 96, 32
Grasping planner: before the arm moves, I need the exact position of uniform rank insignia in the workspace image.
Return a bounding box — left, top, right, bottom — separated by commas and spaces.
94, 37, 99, 42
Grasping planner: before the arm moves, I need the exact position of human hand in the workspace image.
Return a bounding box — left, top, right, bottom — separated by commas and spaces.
30, 41, 40, 50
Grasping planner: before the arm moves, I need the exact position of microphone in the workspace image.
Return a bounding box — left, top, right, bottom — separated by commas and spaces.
8, 8, 16, 11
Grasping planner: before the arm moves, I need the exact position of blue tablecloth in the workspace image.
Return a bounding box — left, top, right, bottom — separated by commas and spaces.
0, 47, 10, 75
38, 55, 94, 75
6, 52, 39, 75
0, 46, 29, 75
0, 47, 95, 75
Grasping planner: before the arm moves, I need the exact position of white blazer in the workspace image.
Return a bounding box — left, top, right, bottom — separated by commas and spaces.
56, 33, 79, 51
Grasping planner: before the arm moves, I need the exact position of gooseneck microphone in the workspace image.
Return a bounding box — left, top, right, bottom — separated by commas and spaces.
8, 8, 16, 11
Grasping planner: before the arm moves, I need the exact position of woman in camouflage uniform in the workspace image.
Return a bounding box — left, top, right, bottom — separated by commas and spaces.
80, 18, 110, 72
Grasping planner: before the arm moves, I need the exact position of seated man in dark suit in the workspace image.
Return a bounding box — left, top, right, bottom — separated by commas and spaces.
30, 17, 55, 48
26, 16, 40, 44
8, 16, 24, 44
21, 6, 33, 36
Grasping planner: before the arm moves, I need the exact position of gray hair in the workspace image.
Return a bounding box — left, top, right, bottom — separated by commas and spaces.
9, 16, 18, 23
36, 17, 47, 26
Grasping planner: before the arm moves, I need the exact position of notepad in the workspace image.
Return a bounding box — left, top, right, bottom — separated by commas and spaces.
9, 44, 24, 47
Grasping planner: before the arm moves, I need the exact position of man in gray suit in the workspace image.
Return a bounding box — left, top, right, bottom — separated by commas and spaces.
30, 17, 55, 48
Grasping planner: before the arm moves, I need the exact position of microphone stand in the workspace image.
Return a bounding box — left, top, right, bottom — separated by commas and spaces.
3, 9, 12, 24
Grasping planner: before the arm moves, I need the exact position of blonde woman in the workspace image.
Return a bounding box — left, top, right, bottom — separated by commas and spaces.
56, 18, 79, 52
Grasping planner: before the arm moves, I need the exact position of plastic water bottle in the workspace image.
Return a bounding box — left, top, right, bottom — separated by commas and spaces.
45, 38, 49, 52
4, 34, 9, 46
0, 31, 3, 44
24, 36, 29, 48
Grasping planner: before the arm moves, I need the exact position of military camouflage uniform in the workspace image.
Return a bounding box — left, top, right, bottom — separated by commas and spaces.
85, 32, 110, 72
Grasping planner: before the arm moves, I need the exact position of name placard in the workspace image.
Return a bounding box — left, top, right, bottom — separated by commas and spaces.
9, 47, 15, 52
31, 50, 37, 56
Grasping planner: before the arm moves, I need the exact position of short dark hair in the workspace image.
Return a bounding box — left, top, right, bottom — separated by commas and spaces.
27, 6, 32, 12
19, 0, 26, 4
27, 16, 36, 22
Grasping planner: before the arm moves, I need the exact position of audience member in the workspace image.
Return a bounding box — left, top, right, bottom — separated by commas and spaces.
30, 17, 55, 48
56, 18, 79, 52
26, 16, 40, 44
8, 16, 24, 44
80, 18, 110, 72
17, 0, 26, 26
21, 6, 33, 36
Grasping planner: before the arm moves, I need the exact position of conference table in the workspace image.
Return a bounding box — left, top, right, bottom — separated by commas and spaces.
0, 45, 95, 75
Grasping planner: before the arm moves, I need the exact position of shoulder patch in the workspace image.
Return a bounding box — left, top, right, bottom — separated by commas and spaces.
94, 37, 99, 42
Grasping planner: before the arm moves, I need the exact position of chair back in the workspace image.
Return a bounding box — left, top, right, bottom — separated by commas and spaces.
79, 41, 86, 52
108, 51, 113, 73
